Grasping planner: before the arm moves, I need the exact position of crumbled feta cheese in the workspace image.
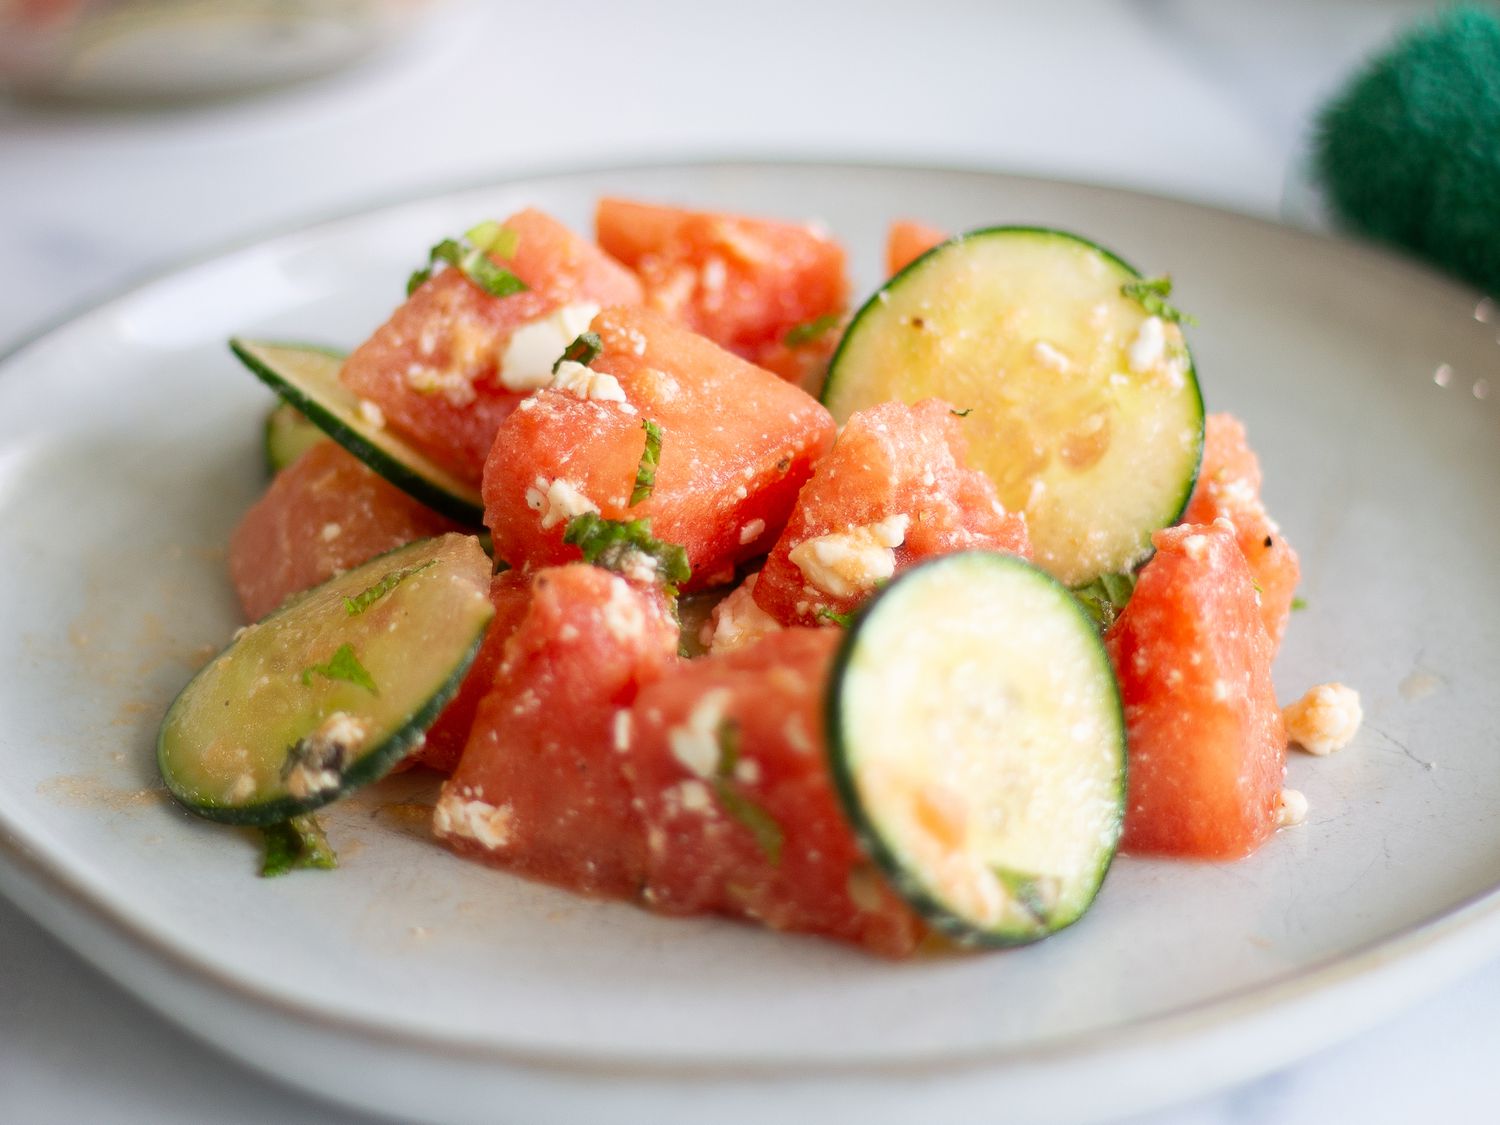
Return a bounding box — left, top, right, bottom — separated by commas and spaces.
739, 518, 766, 546
226, 773, 256, 803
1128, 315, 1167, 374
783, 714, 814, 754
283, 712, 368, 800
1032, 340, 1071, 372
788, 514, 909, 598
498, 302, 601, 392
668, 687, 733, 777
549, 359, 626, 403
528, 478, 599, 530
1182, 534, 1209, 561
1277, 788, 1309, 828
707, 576, 781, 654
675, 779, 713, 813
357, 399, 386, 429
320, 522, 342, 542
1284, 683, 1363, 756
613, 709, 633, 752
601, 577, 647, 642
434, 791, 515, 849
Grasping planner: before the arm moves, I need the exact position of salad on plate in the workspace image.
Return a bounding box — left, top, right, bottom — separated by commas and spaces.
155, 196, 1363, 956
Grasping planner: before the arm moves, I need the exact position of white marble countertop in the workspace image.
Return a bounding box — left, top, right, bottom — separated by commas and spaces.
2, 1, 1495, 1121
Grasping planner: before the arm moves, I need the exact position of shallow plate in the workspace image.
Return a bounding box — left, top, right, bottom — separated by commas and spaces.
0, 162, 1496, 1125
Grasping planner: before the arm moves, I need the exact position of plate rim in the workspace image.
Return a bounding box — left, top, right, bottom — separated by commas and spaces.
0, 156, 1493, 1084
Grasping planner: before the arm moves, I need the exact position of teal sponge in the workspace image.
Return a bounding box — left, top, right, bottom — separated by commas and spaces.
1314, 4, 1500, 296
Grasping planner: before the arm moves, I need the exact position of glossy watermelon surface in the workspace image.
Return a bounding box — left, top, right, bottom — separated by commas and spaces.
227, 441, 460, 623
754, 399, 1031, 626
482, 306, 835, 586
1106, 521, 1286, 859
340, 208, 642, 485
625, 627, 926, 957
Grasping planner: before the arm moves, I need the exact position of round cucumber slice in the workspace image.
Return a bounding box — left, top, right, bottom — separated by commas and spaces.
263, 400, 329, 474
827, 551, 1126, 947
824, 227, 1205, 586
230, 339, 484, 523
158, 534, 494, 825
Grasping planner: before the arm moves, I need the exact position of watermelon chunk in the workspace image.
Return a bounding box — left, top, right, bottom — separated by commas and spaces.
595, 197, 849, 362
754, 399, 1031, 626
1182, 413, 1301, 649
433, 565, 678, 897
1105, 521, 1286, 859
885, 219, 947, 276
625, 628, 925, 957
413, 570, 532, 774
227, 441, 460, 623
340, 208, 642, 486
483, 306, 836, 587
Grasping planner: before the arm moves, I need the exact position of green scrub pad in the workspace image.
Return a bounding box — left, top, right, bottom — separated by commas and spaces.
1313, 4, 1500, 296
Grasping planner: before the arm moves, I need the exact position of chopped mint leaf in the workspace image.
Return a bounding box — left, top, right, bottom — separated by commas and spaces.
783, 313, 841, 348
552, 330, 603, 374
950, 407, 973, 418
343, 560, 436, 616
260, 814, 338, 878
1072, 571, 1137, 632
815, 607, 853, 628
300, 643, 377, 695
563, 511, 691, 594
992, 865, 1050, 924
713, 720, 784, 865
630, 419, 663, 506
1291, 596, 1308, 612
1120, 275, 1197, 326
407, 226, 528, 299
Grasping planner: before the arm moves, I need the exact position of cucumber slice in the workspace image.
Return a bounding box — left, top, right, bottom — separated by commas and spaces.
827, 551, 1125, 946
158, 534, 494, 825
230, 339, 484, 524
823, 228, 1204, 586
263, 401, 329, 474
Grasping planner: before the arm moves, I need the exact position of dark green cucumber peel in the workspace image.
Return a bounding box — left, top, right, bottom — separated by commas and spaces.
825, 551, 1126, 947
823, 227, 1205, 587
230, 339, 484, 524
158, 536, 493, 827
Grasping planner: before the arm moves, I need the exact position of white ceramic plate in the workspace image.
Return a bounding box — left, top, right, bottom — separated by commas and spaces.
1, 162, 1496, 1125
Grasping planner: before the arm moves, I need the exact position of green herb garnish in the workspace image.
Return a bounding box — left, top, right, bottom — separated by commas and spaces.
343, 560, 436, 616
552, 330, 603, 374
1072, 571, 1137, 632
260, 814, 338, 878
630, 419, 663, 506
563, 511, 691, 594
815, 607, 853, 628
1120, 275, 1196, 326
300, 643, 378, 695
783, 313, 841, 348
406, 221, 527, 298
993, 865, 1050, 924
950, 407, 973, 418
714, 719, 784, 864
1291, 596, 1308, 612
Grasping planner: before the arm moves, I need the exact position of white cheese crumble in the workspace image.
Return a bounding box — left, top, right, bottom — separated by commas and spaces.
668, 687, 733, 777
1032, 340, 1071, 372
549, 359, 626, 403
357, 399, 386, 429
738, 518, 766, 545
706, 576, 781, 654
788, 514, 909, 598
526, 477, 599, 530
1283, 682, 1363, 756
1277, 788, 1309, 828
284, 712, 368, 800
1128, 315, 1167, 374
433, 791, 515, 850
675, 779, 713, 813
612, 709, 633, 752
601, 577, 647, 642
320, 522, 342, 542
497, 302, 601, 392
